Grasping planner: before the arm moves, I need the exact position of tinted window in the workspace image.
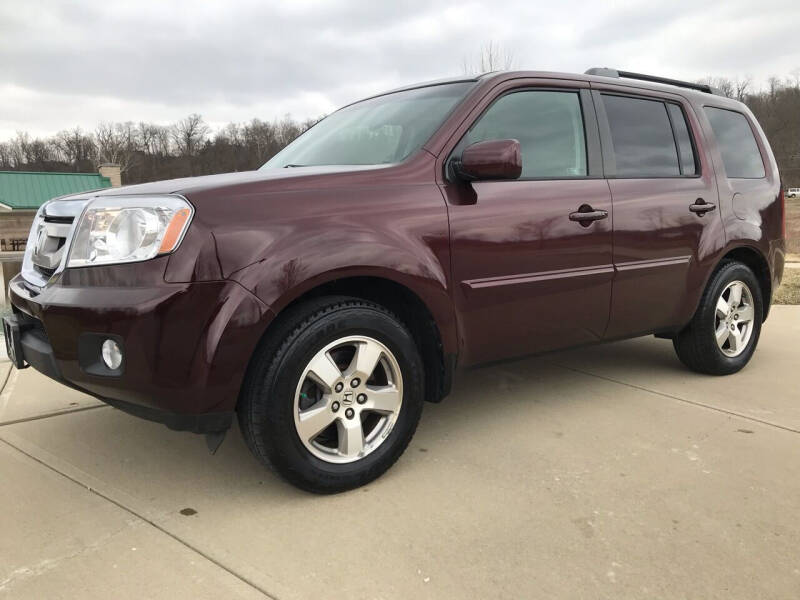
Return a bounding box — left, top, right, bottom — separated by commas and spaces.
464, 91, 587, 178
704, 107, 765, 179
603, 94, 680, 177
667, 104, 697, 175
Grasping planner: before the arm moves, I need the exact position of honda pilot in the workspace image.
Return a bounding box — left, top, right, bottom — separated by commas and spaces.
4, 68, 786, 492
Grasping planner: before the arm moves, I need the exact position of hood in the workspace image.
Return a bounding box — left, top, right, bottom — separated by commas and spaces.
86, 165, 389, 198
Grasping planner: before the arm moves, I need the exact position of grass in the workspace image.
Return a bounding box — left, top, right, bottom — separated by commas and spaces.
786, 197, 800, 255
774, 268, 800, 305
774, 197, 800, 304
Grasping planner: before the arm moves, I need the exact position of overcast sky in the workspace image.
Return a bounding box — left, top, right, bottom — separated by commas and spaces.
1, 0, 799, 140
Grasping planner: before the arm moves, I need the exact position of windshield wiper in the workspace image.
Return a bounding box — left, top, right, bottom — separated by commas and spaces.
283, 164, 307, 168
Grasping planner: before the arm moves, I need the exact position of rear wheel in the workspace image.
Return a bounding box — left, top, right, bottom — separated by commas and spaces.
672, 261, 763, 375
238, 297, 424, 493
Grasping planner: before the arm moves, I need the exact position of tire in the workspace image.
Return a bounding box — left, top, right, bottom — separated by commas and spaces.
238, 296, 424, 493
673, 261, 763, 375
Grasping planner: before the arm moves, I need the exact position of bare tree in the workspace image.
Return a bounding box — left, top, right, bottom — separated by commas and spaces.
7, 132, 28, 168
94, 122, 137, 173
154, 125, 172, 157
0, 142, 11, 169
53, 128, 95, 170
698, 76, 735, 98
171, 114, 210, 157
768, 76, 782, 97
733, 76, 752, 102
137, 122, 160, 157
790, 68, 800, 89
462, 41, 517, 75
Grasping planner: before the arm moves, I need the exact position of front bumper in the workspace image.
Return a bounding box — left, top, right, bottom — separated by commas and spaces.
7, 263, 272, 433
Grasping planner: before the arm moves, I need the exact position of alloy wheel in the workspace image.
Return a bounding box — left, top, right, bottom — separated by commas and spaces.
293, 335, 403, 464
714, 280, 755, 358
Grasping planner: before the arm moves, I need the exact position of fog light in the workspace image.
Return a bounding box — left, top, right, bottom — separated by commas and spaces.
101, 339, 123, 370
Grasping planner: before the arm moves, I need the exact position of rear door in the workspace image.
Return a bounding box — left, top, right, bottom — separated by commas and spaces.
592, 85, 724, 338
442, 80, 614, 365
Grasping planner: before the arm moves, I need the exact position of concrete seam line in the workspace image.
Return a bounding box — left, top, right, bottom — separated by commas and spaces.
0, 364, 13, 395
0, 436, 279, 600
548, 361, 800, 435
0, 367, 18, 418
0, 403, 109, 428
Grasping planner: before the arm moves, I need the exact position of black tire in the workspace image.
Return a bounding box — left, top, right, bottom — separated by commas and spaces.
673, 261, 763, 375
238, 296, 424, 493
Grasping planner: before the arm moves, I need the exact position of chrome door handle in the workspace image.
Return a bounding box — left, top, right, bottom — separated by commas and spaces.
689, 199, 716, 216
569, 204, 608, 227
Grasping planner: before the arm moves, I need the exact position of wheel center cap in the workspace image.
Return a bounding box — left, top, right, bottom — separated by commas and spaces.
342, 390, 354, 405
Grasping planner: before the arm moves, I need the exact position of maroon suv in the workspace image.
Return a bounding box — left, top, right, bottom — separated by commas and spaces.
4, 68, 786, 492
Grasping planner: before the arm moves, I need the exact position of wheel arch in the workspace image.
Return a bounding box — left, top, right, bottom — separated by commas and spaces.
243, 273, 457, 406
674, 243, 773, 336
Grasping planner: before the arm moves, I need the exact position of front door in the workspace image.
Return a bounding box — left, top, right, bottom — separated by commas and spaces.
443, 85, 614, 365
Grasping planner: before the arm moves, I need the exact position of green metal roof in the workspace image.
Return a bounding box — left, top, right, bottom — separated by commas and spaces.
0, 171, 112, 210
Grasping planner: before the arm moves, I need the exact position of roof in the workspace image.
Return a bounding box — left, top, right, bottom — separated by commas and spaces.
0, 170, 112, 210
475, 70, 745, 109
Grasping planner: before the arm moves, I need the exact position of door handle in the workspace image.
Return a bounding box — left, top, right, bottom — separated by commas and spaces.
569, 204, 608, 227
689, 198, 716, 216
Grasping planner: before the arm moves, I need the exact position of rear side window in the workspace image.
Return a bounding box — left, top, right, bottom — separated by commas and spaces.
667, 104, 697, 176
602, 94, 680, 177
704, 107, 765, 179
463, 90, 587, 178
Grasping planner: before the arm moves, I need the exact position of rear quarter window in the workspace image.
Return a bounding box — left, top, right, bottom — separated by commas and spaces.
704, 107, 765, 179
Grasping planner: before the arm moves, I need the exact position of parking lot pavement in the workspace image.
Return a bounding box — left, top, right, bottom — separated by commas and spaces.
1, 307, 799, 599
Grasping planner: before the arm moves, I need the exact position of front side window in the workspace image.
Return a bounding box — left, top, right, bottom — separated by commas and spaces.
704, 107, 765, 179
461, 90, 587, 178
262, 82, 475, 168
603, 94, 681, 177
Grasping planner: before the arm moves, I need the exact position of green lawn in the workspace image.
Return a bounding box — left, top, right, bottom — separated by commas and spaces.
776, 198, 800, 304
786, 197, 800, 255
775, 267, 800, 305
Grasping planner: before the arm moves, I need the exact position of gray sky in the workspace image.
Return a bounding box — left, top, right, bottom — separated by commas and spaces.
1, 0, 799, 140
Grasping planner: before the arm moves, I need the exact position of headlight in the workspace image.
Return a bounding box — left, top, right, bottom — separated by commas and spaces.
68, 195, 193, 267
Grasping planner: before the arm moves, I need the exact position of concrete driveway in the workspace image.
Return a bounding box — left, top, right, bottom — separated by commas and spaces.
1, 306, 799, 599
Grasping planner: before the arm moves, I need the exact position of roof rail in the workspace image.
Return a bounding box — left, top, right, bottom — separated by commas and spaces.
585, 68, 723, 96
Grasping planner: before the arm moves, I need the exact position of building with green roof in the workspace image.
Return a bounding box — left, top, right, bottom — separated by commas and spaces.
0, 170, 113, 211
0, 165, 120, 255
0, 166, 121, 296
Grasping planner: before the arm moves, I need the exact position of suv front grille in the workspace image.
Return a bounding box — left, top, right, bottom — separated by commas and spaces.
21, 199, 89, 289
31, 218, 73, 271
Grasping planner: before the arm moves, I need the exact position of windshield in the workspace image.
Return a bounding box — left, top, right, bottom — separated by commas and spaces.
262, 82, 475, 168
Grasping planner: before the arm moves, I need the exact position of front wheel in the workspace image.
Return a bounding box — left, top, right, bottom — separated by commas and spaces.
673, 261, 763, 375
238, 297, 424, 493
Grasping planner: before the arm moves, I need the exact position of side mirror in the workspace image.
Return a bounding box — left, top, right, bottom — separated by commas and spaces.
451, 139, 522, 182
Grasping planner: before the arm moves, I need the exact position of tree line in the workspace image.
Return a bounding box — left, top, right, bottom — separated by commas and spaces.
1, 74, 799, 186
0, 114, 318, 184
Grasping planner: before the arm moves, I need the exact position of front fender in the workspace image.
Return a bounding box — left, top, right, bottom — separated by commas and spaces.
166, 183, 455, 354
